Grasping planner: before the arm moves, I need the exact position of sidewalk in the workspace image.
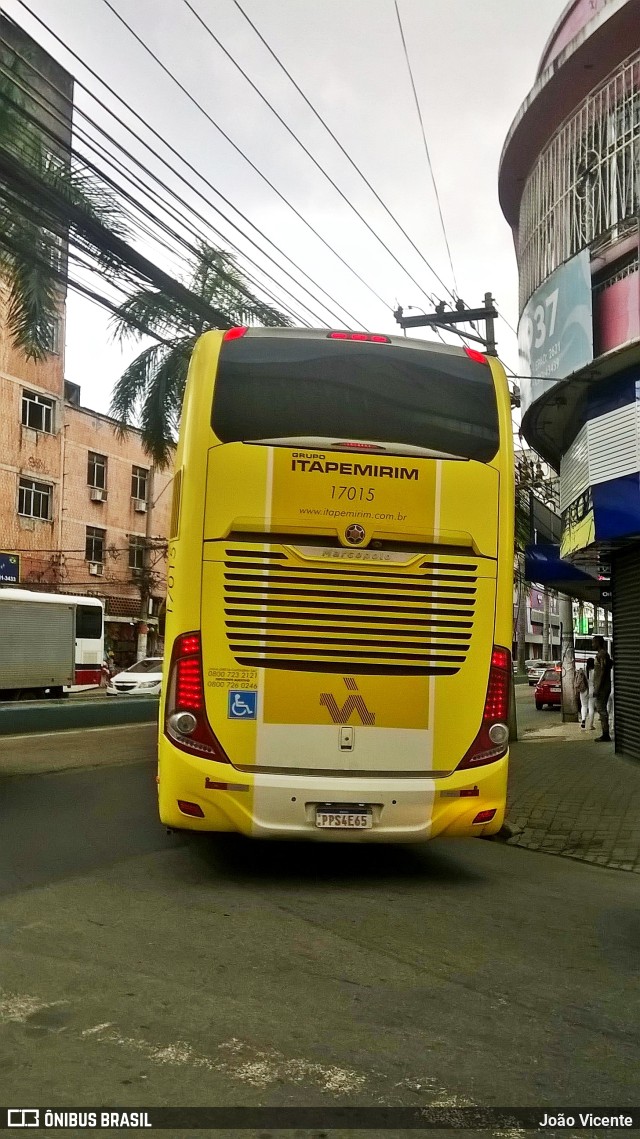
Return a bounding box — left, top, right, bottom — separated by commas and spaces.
505, 715, 640, 873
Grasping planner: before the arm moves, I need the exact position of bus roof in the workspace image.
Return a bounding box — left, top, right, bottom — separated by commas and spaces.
0, 588, 104, 608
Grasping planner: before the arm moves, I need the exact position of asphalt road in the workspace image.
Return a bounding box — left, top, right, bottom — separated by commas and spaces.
0, 721, 637, 1137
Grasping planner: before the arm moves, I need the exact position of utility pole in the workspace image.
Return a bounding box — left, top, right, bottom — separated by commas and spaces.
516, 559, 528, 674
136, 465, 154, 662
394, 293, 499, 355
543, 589, 550, 659
559, 593, 577, 722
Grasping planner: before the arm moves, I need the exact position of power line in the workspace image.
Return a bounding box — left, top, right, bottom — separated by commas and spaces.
99, 0, 393, 312
9, 3, 364, 331
393, 0, 458, 296
0, 62, 313, 328
0, 48, 319, 328
230, 0, 457, 305
180, 0, 442, 308
0, 140, 239, 329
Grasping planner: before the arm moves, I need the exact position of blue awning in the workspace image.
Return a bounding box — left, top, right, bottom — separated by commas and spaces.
525, 543, 610, 604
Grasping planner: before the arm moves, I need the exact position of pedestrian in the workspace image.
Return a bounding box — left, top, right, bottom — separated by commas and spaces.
592, 635, 613, 742
607, 640, 614, 728
574, 663, 589, 728
585, 657, 596, 730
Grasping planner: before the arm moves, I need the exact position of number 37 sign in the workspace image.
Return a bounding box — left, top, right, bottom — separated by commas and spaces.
517, 249, 593, 417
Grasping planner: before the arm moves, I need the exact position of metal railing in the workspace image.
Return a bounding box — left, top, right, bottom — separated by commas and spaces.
518, 50, 640, 309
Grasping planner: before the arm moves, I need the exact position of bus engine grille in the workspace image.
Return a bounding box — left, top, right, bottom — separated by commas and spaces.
222, 549, 478, 675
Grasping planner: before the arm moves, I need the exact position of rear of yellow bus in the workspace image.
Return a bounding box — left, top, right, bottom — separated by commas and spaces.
158, 328, 514, 842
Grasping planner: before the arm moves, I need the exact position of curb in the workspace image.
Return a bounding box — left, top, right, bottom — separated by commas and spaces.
484, 820, 524, 842
0, 696, 159, 736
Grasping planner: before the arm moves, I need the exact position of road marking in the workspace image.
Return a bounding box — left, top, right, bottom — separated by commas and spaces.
0, 723, 155, 742
0, 990, 67, 1023
7, 989, 500, 1115
82, 1024, 366, 1093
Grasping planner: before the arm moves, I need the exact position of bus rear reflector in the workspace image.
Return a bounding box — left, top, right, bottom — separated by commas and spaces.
328, 331, 391, 343
457, 646, 511, 769
223, 327, 248, 340
472, 809, 496, 824
165, 632, 230, 763
178, 800, 205, 818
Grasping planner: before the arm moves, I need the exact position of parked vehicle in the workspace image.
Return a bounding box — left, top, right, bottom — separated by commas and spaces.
0, 590, 75, 700
574, 635, 612, 671
106, 657, 163, 696
527, 660, 559, 686
535, 667, 562, 709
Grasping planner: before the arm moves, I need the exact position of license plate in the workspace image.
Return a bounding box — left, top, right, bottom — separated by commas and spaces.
551, 686, 561, 692
315, 806, 372, 829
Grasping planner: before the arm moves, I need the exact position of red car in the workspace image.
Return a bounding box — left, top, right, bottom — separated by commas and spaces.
535, 667, 562, 710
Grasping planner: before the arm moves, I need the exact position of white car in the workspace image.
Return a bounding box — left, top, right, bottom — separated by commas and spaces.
527, 660, 559, 686
106, 657, 163, 696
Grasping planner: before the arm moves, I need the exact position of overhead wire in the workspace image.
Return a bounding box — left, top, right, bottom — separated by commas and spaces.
180, 0, 444, 308
0, 62, 313, 327
98, 0, 394, 312
10, 2, 363, 331
0, 39, 322, 326
229, 0, 458, 305
391, 0, 455, 298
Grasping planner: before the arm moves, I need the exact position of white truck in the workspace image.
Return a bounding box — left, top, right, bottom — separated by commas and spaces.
0, 592, 75, 700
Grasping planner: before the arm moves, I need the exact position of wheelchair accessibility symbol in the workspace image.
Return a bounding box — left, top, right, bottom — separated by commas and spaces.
228, 690, 257, 719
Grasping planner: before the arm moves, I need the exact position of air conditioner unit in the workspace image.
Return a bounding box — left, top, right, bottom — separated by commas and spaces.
90, 487, 106, 502
134, 499, 147, 513
88, 562, 104, 576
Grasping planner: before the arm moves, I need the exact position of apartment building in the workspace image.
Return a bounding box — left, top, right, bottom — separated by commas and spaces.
0, 15, 173, 666
1, 372, 173, 666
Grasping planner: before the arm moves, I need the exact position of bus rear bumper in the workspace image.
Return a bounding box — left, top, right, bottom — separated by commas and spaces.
158, 749, 508, 842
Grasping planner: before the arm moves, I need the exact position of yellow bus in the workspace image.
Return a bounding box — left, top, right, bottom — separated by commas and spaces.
158, 327, 514, 842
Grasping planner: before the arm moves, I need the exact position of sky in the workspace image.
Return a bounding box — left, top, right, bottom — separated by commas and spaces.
3, 0, 570, 416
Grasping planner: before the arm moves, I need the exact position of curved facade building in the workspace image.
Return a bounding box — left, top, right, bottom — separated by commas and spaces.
499, 0, 640, 756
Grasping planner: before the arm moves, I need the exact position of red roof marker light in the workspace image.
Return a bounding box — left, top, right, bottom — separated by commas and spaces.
464, 346, 488, 364
328, 331, 391, 343
223, 327, 248, 340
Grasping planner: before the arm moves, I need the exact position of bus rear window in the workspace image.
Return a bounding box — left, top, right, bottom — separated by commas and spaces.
76, 605, 102, 640
212, 336, 500, 462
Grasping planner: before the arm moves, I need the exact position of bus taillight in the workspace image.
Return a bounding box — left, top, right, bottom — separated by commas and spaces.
165, 632, 230, 763
457, 646, 511, 769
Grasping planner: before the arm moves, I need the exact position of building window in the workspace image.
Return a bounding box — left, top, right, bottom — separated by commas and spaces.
18, 477, 52, 520
131, 465, 148, 502
21, 390, 54, 433
43, 317, 61, 355
87, 452, 107, 490
129, 535, 146, 570
85, 526, 105, 564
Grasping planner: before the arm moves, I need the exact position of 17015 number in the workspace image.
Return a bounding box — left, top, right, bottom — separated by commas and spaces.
330, 485, 374, 501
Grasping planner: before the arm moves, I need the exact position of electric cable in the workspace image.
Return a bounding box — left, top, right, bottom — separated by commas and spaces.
99, 0, 393, 311
393, 0, 458, 296
0, 62, 316, 325
181, 0, 443, 308
229, 0, 458, 304
9, 3, 363, 330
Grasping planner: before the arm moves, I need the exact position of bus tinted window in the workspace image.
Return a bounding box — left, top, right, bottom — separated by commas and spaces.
212, 337, 500, 462
76, 605, 102, 640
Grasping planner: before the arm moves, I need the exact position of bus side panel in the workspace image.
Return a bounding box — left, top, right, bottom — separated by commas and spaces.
159, 332, 224, 811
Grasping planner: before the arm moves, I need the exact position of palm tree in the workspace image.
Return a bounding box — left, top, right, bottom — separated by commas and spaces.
109, 242, 291, 466
0, 40, 125, 360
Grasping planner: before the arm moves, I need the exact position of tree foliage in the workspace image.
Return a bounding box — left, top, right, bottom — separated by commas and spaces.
109, 243, 291, 466
0, 42, 125, 359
